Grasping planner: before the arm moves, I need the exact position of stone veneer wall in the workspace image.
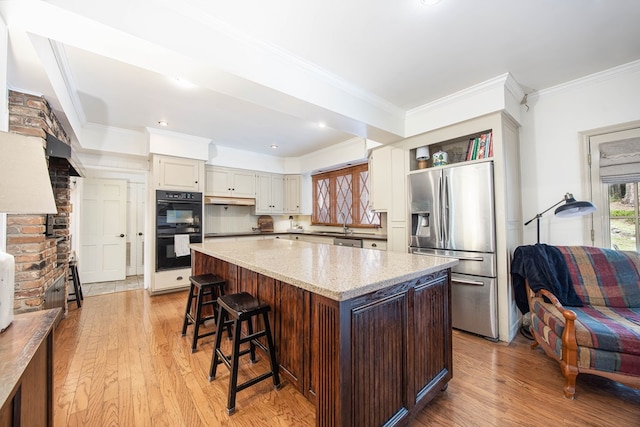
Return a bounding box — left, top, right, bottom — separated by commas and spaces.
6, 90, 71, 314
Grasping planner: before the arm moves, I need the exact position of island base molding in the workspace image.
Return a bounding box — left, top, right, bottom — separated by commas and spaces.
192, 250, 452, 426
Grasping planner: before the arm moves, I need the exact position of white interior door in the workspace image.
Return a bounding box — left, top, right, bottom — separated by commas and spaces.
126, 183, 145, 276
80, 178, 127, 283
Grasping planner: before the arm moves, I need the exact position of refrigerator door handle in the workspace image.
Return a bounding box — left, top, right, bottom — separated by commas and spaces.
443, 175, 450, 245
438, 175, 444, 247
441, 254, 485, 262
411, 251, 485, 262
452, 277, 485, 286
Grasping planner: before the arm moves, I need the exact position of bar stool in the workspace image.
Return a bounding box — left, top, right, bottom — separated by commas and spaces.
181, 273, 227, 353
209, 292, 281, 414
67, 260, 84, 308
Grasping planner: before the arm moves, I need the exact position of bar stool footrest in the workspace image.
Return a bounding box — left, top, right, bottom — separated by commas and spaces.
236, 372, 274, 393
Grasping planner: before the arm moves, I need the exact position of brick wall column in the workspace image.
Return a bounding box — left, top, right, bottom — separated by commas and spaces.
7, 90, 71, 314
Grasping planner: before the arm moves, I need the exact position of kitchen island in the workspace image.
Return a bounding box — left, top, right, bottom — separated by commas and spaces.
190, 239, 457, 427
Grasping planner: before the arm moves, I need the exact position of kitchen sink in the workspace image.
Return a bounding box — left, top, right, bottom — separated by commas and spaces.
333, 237, 363, 248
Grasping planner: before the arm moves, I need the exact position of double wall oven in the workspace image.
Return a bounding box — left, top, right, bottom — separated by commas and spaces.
156, 190, 202, 272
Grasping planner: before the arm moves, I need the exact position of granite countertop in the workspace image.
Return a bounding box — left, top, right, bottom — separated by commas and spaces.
204, 230, 388, 241
0, 308, 61, 407
191, 239, 457, 301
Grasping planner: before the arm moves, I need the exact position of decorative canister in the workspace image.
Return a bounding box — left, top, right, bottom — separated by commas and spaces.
432, 151, 448, 166
416, 146, 430, 169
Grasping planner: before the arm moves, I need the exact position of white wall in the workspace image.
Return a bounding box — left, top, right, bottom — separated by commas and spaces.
0, 17, 8, 253
207, 144, 286, 173
519, 60, 640, 245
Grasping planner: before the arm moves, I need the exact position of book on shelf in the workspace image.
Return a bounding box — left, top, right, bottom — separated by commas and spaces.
477, 134, 488, 159
466, 138, 475, 161
465, 131, 494, 161
487, 131, 493, 158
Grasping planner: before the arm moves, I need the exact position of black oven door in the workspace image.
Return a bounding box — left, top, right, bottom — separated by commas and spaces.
156, 192, 202, 272
156, 233, 202, 271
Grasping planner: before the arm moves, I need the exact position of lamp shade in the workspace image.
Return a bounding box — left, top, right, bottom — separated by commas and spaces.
554, 193, 596, 218
0, 131, 57, 214
416, 146, 430, 160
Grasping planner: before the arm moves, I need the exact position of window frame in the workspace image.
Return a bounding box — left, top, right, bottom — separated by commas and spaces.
588, 125, 640, 249
311, 163, 380, 228
607, 183, 639, 251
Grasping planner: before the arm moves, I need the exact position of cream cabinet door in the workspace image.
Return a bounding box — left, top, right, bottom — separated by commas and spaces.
285, 175, 301, 214
255, 173, 284, 214
206, 167, 255, 198
271, 175, 284, 213
154, 155, 202, 191
207, 167, 232, 196
230, 170, 256, 198
369, 146, 392, 212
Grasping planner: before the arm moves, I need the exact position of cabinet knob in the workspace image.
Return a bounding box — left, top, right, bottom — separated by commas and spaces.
118, 233, 125, 238
372, 243, 377, 247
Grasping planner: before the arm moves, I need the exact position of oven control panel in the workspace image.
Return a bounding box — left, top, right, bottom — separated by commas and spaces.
157, 190, 202, 201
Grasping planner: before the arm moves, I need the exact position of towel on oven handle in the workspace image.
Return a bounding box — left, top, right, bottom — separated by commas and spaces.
174, 234, 191, 257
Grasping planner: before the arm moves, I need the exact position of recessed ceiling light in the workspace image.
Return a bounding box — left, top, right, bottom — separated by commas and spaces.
270, 144, 278, 149
158, 121, 168, 127
318, 122, 326, 128
420, 0, 442, 5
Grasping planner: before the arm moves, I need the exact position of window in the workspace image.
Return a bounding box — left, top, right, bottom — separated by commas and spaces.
589, 127, 640, 251
312, 163, 380, 227
608, 183, 639, 251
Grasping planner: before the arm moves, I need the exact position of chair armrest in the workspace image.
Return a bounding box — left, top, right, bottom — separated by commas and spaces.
526, 280, 578, 370
537, 289, 577, 323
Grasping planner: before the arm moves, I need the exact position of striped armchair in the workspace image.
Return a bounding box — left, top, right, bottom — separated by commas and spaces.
522, 245, 640, 398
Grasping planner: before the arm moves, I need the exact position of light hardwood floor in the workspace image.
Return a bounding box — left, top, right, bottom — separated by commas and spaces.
53, 289, 640, 426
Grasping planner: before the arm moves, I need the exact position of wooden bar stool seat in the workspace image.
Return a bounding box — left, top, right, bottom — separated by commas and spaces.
181, 273, 227, 353
209, 292, 281, 414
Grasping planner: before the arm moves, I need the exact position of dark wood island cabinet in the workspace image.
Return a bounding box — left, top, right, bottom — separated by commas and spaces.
0, 308, 61, 427
191, 240, 456, 427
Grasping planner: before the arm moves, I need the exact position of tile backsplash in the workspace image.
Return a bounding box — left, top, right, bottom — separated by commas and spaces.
204, 205, 310, 234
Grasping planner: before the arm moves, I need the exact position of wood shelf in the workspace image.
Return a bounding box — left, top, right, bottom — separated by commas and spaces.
410, 129, 492, 171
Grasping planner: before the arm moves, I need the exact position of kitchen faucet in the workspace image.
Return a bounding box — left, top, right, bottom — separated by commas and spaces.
341, 214, 352, 235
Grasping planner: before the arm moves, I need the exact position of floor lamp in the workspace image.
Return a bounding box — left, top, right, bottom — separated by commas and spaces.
524, 193, 596, 243
0, 131, 58, 332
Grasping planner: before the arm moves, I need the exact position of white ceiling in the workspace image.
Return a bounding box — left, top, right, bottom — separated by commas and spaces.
2, 0, 640, 158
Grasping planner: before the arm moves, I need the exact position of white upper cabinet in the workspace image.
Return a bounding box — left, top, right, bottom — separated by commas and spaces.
255, 173, 284, 214
284, 175, 301, 214
369, 146, 392, 212
153, 154, 204, 192
205, 166, 255, 198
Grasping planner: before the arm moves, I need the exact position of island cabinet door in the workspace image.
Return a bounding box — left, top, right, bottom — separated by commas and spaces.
312, 289, 411, 427
274, 281, 306, 393
411, 271, 452, 404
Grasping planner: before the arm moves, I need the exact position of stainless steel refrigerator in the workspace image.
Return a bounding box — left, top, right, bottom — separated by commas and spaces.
408, 161, 498, 340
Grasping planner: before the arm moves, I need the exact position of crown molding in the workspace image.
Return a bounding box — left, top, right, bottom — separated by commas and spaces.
49, 40, 87, 125
528, 59, 640, 100
406, 73, 510, 118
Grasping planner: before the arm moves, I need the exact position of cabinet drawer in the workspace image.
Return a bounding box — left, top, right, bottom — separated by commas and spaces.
151, 268, 190, 293
363, 240, 387, 251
